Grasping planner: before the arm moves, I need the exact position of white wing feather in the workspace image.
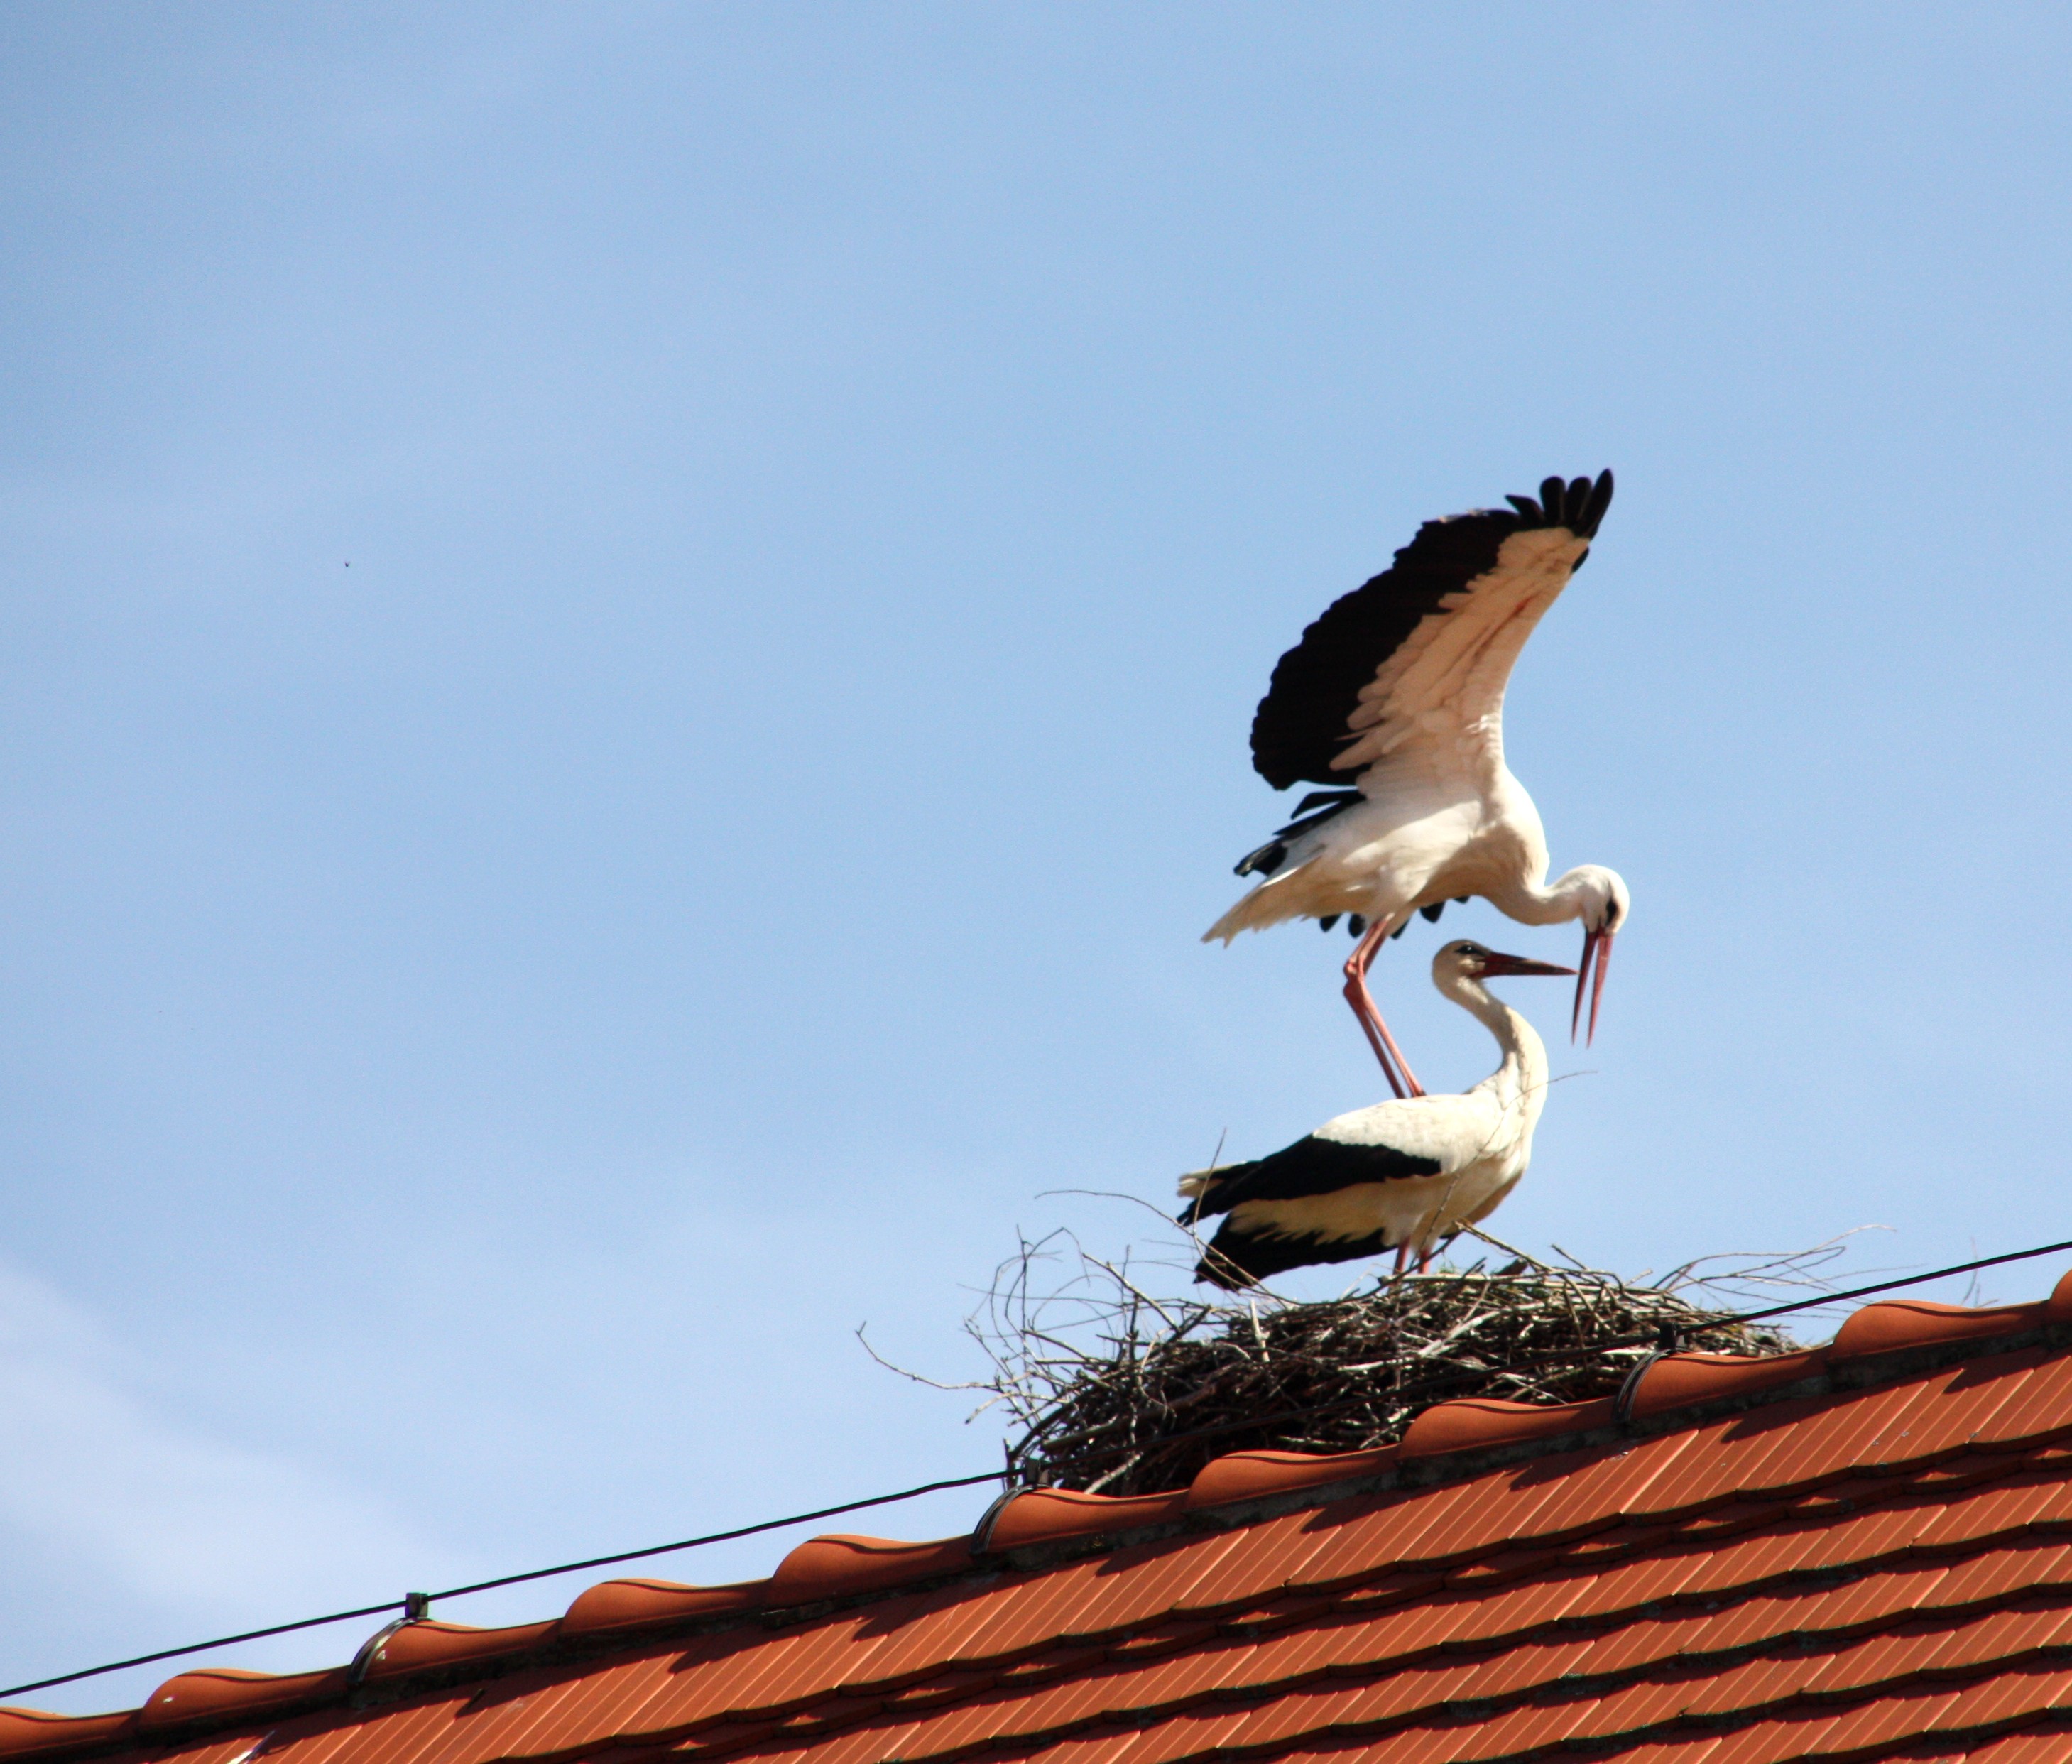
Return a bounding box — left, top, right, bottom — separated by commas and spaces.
1311, 1087, 1510, 1172
1332, 527, 1590, 775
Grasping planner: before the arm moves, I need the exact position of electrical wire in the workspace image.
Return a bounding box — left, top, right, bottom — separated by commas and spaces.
7, 1234, 2068, 1706
1730, 1236, 2072, 1323
425, 1470, 1007, 1602
0, 1471, 1005, 1702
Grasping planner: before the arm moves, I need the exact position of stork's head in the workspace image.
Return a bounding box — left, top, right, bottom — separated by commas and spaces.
1432, 940, 1577, 988
1552, 864, 1630, 936
1552, 865, 1630, 1045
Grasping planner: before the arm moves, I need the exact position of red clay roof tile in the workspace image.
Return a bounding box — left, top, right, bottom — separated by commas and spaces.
559, 1579, 762, 1636
1850, 1299, 2053, 1360
1397, 1394, 1619, 1458
1950, 1470, 2072, 1531
1701, 1714, 1843, 1763
1963, 1352, 2072, 1444
1632, 1351, 1831, 1417
985, 1488, 1192, 1552
763, 1532, 971, 1605
1934, 1540, 2072, 1609
1111, 1529, 1265, 1620
1967, 1731, 2072, 1763
1614, 1742, 1724, 1764
357, 1621, 557, 1686
1182, 1444, 1397, 1508
135, 1670, 350, 1739
1826, 1682, 1974, 1750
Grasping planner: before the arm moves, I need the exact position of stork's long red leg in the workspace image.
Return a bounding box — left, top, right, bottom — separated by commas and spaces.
1342, 918, 1425, 1098
1343, 919, 1399, 1091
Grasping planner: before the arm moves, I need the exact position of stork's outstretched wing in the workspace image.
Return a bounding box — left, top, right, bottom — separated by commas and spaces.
1248, 472, 1613, 790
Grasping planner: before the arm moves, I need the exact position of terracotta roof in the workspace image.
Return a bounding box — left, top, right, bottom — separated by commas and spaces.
11, 1278, 2072, 1764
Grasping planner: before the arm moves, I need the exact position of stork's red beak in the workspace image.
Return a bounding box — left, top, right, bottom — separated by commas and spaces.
1478, 951, 1578, 979
1571, 929, 1615, 1045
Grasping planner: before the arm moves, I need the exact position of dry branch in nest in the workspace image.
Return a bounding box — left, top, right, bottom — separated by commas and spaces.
867, 1226, 1842, 1499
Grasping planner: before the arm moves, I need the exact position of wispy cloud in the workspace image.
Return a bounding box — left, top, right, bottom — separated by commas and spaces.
0, 1261, 462, 1626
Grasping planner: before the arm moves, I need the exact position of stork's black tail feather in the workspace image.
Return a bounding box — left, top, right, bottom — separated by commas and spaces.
1231, 789, 1365, 878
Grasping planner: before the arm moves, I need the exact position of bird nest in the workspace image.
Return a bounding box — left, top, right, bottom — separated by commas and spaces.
868, 1226, 1835, 1498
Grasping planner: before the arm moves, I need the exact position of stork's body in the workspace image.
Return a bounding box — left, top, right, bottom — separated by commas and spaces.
1180, 942, 1569, 1290
1224, 756, 1568, 939
1206, 474, 1628, 1098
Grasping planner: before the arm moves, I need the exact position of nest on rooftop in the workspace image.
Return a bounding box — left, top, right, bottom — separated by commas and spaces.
867, 1224, 1838, 1499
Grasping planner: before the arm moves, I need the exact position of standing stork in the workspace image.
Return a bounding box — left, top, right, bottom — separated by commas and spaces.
1179, 940, 1572, 1289
1205, 471, 1628, 1099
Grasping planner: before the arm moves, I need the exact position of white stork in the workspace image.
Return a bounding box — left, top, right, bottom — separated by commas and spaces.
1178, 940, 1572, 1289
1206, 471, 1629, 1100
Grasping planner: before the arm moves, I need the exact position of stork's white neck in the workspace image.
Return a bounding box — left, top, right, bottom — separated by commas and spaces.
1436, 971, 1552, 1131
1486, 866, 1598, 929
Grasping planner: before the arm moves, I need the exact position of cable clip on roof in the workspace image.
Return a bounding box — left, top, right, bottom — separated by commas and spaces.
1615, 1322, 1681, 1423
346, 1594, 430, 1689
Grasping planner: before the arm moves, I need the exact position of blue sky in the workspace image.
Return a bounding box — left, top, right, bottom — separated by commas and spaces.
6, 1, 2072, 1710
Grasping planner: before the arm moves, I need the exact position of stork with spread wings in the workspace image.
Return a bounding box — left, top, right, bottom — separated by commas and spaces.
1206, 472, 1628, 1098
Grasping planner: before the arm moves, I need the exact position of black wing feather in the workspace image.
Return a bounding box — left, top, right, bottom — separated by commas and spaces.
1179, 1133, 1441, 1226
1231, 788, 1368, 878
1578, 471, 1614, 536
1247, 470, 1613, 790
1196, 1220, 1399, 1288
